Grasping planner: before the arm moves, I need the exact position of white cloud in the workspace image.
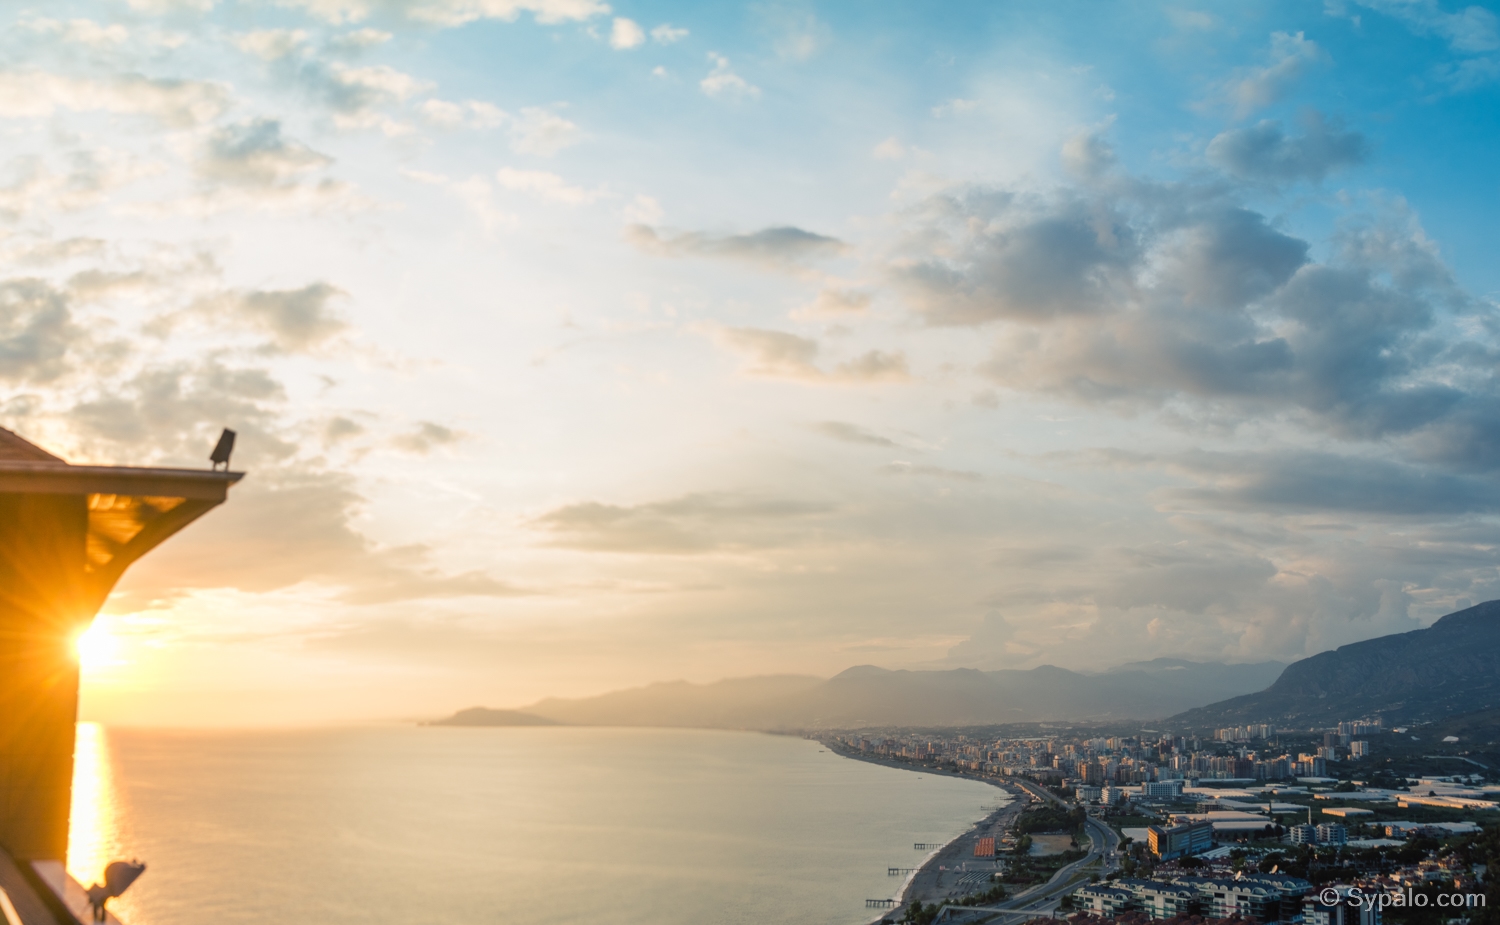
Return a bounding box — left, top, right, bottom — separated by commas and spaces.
24, 18, 130, 48
700, 54, 759, 100
610, 18, 645, 49
276, 0, 613, 24
235, 29, 310, 61
651, 23, 689, 44
273, 0, 372, 22
196, 119, 333, 188
0, 149, 158, 220
622, 194, 662, 224
421, 98, 507, 129
331, 28, 394, 51
793, 288, 872, 319
495, 167, 603, 204
872, 137, 905, 160
931, 98, 978, 117
0, 72, 229, 127
127, 0, 215, 11
510, 107, 582, 156
711, 327, 909, 384
1226, 31, 1328, 116
1349, 0, 1499, 53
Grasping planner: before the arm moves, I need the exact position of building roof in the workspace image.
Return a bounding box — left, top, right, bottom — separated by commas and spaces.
0, 428, 243, 612
0, 427, 64, 463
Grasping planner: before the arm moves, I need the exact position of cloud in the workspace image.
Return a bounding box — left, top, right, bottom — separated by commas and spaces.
494, 167, 602, 204
127, 0, 215, 12
120, 466, 522, 605
701, 54, 760, 99
712, 327, 910, 384
872, 137, 906, 160
509, 107, 582, 155
610, 17, 645, 49
1169, 450, 1500, 516
1208, 113, 1368, 183
881, 461, 983, 482
420, 98, 507, 129
0, 72, 229, 127
278, 0, 610, 26
398, 0, 610, 27
322, 63, 430, 120
1347, 0, 1500, 54
931, 98, 978, 118
0, 149, 158, 220
1060, 130, 1116, 181
235, 29, 310, 60
892, 163, 1500, 475
627, 224, 845, 270
794, 288, 872, 318
189, 283, 349, 354
391, 421, 465, 454
1224, 31, 1328, 116
892, 190, 1139, 324
0, 280, 83, 384
531, 492, 834, 554
651, 24, 688, 44
23, 17, 131, 48
258, 49, 427, 132
812, 421, 901, 447
196, 119, 333, 188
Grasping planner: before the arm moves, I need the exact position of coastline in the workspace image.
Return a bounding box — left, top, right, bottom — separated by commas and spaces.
821, 742, 1027, 922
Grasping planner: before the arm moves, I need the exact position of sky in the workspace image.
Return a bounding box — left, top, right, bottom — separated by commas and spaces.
3, 0, 1498, 725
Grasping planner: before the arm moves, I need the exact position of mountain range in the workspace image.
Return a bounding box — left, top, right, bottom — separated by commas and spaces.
438, 600, 1500, 732
436, 658, 1285, 730
1169, 599, 1500, 729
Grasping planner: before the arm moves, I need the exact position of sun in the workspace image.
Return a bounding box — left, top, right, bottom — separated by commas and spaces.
72, 624, 121, 670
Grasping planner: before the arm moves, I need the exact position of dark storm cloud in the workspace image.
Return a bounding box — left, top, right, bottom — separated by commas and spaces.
1207, 113, 1369, 183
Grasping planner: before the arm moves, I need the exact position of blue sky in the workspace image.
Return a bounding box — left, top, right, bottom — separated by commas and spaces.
2, 0, 1497, 724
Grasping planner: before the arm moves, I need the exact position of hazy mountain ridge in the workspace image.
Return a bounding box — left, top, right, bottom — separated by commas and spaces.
432, 659, 1285, 729
1169, 599, 1500, 729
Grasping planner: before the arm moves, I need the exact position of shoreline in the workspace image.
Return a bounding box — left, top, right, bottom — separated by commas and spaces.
820, 741, 1029, 922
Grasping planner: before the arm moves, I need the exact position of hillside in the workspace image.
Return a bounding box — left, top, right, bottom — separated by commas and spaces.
429, 659, 1284, 730
1169, 600, 1500, 729
425, 708, 560, 727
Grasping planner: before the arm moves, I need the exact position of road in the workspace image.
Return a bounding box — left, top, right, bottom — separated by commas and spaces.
940, 781, 1121, 924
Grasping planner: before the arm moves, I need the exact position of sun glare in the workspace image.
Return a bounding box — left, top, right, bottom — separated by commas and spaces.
73, 624, 120, 670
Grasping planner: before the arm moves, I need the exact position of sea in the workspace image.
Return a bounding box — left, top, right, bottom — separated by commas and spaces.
67, 723, 1005, 925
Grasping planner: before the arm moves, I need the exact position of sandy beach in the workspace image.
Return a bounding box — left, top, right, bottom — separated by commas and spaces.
823, 744, 1031, 919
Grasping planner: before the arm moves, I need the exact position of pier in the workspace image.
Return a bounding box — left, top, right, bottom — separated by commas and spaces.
914, 843, 944, 850
866, 899, 898, 908
888, 867, 916, 876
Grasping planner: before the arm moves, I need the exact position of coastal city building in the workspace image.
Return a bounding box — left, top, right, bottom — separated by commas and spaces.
1075, 874, 1314, 923
1146, 820, 1213, 860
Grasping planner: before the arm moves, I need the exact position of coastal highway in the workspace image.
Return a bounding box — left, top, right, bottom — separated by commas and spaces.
952, 803, 1121, 924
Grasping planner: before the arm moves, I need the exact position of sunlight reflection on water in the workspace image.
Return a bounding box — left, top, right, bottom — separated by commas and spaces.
68, 722, 144, 924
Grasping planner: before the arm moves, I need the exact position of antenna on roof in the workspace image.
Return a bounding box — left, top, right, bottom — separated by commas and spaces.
209, 428, 236, 472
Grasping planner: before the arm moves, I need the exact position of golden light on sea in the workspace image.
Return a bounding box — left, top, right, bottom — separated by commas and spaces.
68, 722, 123, 890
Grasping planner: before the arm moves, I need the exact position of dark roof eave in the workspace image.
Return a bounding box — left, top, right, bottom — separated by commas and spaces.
0, 462, 245, 501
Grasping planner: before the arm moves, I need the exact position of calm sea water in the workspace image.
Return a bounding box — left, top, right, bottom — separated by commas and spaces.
67, 724, 1003, 925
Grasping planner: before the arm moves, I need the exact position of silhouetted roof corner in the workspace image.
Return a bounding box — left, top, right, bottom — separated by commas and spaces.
0, 428, 66, 465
